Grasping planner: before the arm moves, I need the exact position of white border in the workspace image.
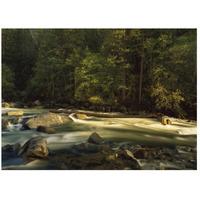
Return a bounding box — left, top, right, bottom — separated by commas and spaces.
0, 1, 199, 200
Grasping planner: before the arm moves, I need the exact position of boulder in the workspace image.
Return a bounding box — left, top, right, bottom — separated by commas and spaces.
37, 126, 56, 134
18, 136, 49, 159
88, 132, 103, 144
7, 111, 24, 116
76, 113, 87, 119
24, 113, 73, 129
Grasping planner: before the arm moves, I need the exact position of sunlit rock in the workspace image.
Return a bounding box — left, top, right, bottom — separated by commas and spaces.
75, 113, 87, 119
24, 113, 73, 129
158, 115, 172, 125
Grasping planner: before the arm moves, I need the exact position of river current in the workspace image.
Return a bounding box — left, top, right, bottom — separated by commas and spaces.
1, 108, 197, 169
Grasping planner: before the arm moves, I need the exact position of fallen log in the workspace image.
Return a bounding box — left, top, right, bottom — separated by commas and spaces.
7, 111, 24, 116
49, 110, 157, 118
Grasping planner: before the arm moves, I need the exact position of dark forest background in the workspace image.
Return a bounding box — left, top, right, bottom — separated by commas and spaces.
2, 29, 197, 119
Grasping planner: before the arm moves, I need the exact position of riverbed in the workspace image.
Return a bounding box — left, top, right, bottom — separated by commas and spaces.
1, 108, 197, 170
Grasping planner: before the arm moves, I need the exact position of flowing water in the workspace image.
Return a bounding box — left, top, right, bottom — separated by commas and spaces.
1, 108, 197, 169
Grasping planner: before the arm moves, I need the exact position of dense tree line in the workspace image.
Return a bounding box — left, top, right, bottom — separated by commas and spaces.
2, 29, 197, 118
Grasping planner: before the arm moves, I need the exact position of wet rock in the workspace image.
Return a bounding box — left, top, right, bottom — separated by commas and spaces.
133, 148, 148, 159
12, 117, 21, 124
7, 111, 24, 116
190, 148, 197, 153
75, 142, 110, 153
2, 118, 9, 130
88, 132, 103, 144
18, 136, 49, 159
22, 124, 31, 130
176, 146, 192, 152
76, 113, 87, 119
37, 126, 56, 134
118, 149, 135, 160
24, 113, 73, 129
2, 143, 21, 152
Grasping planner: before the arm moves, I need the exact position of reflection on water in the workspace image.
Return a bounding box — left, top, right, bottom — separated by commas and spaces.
1, 108, 197, 169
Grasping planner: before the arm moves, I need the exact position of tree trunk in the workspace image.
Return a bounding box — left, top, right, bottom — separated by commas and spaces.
139, 36, 144, 104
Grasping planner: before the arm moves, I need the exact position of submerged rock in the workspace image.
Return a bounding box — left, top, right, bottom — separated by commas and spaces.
88, 132, 103, 144
18, 136, 49, 159
24, 113, 73, 129
76, 113, 87, 119
37, 126, 56, 134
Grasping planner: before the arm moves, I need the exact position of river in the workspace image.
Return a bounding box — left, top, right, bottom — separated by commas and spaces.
1, 108, 197, 169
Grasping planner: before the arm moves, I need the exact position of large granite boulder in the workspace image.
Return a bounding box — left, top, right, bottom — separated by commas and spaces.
18, 136, 49, 159
24, 113, 73, 129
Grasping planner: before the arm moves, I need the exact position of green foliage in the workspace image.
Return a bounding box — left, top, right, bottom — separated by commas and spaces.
1, 29, 197, 119
2, 64, 16, 100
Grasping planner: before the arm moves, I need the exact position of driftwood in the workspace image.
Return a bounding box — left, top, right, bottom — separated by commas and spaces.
49, 110, 157, 118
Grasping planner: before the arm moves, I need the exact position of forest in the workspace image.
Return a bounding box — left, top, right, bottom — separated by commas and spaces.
2, 29, 197, 119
